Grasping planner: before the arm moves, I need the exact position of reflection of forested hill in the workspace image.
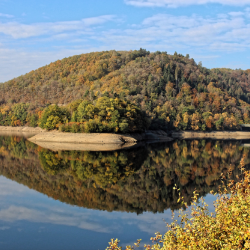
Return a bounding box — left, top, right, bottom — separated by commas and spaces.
0, 136, 249, 213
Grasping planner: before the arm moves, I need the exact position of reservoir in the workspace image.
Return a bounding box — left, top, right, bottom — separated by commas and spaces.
0, 135, 248, 250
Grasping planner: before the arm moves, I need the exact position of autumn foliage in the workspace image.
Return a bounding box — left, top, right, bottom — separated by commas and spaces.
1, 49, 250, 131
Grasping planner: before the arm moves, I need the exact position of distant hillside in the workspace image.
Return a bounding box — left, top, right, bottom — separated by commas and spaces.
1, 49, 250, 132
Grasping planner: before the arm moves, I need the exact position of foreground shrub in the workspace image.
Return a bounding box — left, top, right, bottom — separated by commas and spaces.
107, 158, 250, 250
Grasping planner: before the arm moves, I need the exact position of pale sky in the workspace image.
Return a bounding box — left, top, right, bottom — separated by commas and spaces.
0, 0, 250, 82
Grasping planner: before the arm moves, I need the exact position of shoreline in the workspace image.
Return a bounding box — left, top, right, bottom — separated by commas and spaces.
0, 126, 172, 151
2, 126, 250, 145
27, 130, 172, 151
28, 130, 172, 144
0, 126, 44, 138
0, 126, 44, 133
171, 131, 250, 140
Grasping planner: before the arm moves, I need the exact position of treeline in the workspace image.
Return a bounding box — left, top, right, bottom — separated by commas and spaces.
1, 49, 250, 131
0, 135, 249, 213
0, 97, 147, 133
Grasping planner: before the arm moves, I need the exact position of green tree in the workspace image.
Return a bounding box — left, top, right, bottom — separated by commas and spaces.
77, 101, 92, 122
39, 105, 70, 130
11, 103, 29, 125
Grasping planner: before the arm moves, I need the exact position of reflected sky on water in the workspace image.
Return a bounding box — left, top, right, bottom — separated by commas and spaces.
0, 176, 174, 250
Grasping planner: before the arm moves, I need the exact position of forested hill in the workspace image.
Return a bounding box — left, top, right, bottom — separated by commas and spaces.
1, 49, 250, 132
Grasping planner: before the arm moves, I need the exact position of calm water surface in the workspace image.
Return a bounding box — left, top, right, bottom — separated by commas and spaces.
0, 135, 248, 250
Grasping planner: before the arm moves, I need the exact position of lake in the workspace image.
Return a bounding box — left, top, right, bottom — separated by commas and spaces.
0, 135, 248, 250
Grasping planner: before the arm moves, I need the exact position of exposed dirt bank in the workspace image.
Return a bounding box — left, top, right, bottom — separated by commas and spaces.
0, 126, 44, 133
28, 130, 172, 146
172, 131, 250, 140
0, 126, 44, 138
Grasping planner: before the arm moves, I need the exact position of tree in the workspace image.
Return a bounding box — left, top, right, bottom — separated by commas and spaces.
182, 112, 189, 130
39, 105, 70, 130
191, 113, 200, 130
45, 115, 61, 130
11, 103, 29, 125
175, 67, 179, 92
77, 101, 91, 122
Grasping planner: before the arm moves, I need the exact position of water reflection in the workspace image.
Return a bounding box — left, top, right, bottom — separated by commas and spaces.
0, 175, 171, 250
0, 136, 249, 213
